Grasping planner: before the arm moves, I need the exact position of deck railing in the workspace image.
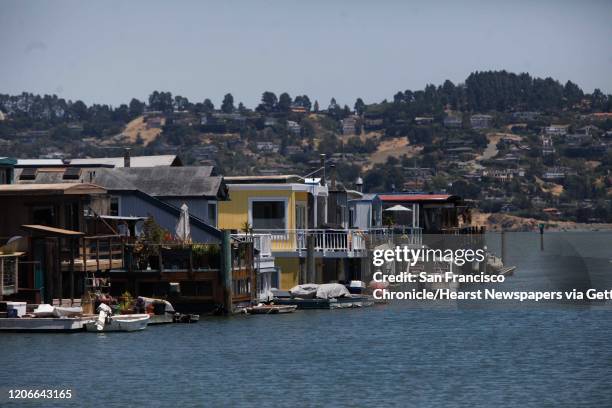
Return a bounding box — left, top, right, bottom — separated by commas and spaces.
250, 229, 368, 254
232, 234, 273, 258
368, 227, 423, 247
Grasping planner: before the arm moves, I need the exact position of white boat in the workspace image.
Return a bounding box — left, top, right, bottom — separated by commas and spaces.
85, 305, 149, 332
0, 316, 95, 332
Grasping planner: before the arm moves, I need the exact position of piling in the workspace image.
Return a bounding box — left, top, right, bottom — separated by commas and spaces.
501, 229, 506, 266
221, 230, 233, 314
306, 234, 315, 283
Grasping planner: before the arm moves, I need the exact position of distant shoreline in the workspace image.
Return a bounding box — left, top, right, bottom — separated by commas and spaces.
473, 211, 612, 232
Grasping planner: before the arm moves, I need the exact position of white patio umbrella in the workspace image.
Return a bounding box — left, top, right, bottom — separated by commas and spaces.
383, 204, 413, 212
175, 203, 191, 243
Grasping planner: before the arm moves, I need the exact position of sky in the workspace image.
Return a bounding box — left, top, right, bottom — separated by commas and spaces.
1, 0, 611, 108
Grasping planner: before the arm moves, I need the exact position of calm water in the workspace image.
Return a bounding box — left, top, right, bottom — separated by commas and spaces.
1, 232, 612, 407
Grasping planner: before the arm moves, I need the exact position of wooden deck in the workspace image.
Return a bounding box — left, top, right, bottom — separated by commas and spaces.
61, 258, 123, 272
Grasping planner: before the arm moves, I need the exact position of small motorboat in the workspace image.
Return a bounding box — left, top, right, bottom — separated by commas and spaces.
85, 304, 149, 332
246, 304, 297, 314
85, 314, 149, 332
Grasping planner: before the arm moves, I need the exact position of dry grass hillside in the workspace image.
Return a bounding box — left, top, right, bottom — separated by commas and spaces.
122, 116, 164, 146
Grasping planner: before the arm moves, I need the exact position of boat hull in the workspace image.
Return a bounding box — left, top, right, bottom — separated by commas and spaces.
273, 296, 374, 310
85, 314, 150, 332
247, 305, 297, 314
0, 317, 94, 332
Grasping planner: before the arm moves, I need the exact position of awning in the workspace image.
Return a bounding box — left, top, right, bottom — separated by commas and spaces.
95, 215, 148, 221
21, 224, 85, 237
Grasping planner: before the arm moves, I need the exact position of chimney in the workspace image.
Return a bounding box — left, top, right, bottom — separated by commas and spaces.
319, 154, 326, 186
124, 148, 131, 168
330, 164, 336, 190
355, 177, 363, 193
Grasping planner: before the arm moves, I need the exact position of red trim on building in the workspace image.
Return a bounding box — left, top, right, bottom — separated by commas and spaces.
379, 194, 455, 202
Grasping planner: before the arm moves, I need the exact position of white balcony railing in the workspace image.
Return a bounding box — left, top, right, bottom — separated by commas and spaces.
251, 229, 368, 254
233, 227, 423, 255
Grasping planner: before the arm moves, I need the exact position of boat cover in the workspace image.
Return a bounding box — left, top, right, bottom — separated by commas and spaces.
315, 283, 350, 299
289, 284, 319, 298
137, 297, 175, 313
32, 304, 55, 317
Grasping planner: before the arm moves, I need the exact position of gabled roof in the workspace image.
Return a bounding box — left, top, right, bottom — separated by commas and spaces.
69, 155, 182, 168
91, 166, 226, 199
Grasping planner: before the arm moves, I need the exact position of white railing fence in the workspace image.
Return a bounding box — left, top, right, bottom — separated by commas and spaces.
233, 228, 423, 254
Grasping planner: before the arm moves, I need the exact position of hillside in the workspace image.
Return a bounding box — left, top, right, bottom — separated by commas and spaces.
1, 70, 611, 224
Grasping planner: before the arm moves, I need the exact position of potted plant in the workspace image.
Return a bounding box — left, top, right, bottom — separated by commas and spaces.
119, 291, 134, 314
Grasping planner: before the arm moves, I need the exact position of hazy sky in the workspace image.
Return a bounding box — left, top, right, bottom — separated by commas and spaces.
1, 0, 611, 108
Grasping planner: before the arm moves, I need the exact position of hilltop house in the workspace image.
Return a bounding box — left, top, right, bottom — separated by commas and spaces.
443, 115, 462, 128
542, 135, 555, 155
544, 125, 570, 136
341, 115, 359, 135
470, 114, 493, 129
286, 120, 301, 136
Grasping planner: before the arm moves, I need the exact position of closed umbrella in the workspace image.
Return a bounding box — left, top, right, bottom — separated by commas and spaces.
175, 203, 191, 243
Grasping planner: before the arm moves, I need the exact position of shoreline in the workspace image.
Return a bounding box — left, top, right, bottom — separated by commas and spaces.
472, 211, 612, 232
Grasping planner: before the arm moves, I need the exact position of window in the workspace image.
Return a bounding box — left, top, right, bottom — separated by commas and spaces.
32, 206, 54, 226
250, 200, 286, 230
0, 168, 11, 184
296, 203, 307, 230
63, 167, 81, 180
19, 168, 37, 180
207, 202, 217, 226
110, 196, 120, 216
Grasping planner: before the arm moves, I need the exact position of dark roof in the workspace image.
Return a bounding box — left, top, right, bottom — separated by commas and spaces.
90, 166, 226, 199
69, 155, 182, 168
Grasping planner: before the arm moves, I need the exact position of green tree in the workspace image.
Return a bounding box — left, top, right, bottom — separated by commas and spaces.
128, 98, 145, 117
203, 98, 215, 113
278, 92, 292, 113
257, 91, 277, 112
221, 93, 235, 113
354, 98, 365, 115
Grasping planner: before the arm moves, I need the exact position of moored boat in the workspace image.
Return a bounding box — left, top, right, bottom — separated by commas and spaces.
0, 316, 95, 332
85, 314, 150, 332
246, 304, 297, 314
85, 303, 149, 332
